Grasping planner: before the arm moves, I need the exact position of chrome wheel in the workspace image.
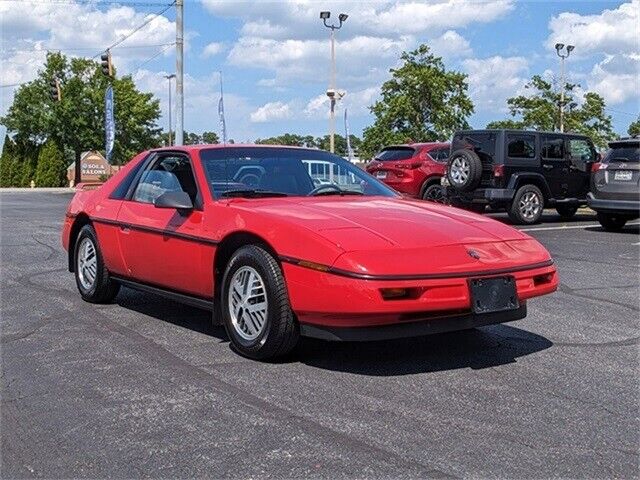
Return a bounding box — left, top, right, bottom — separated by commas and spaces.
449, 157, 470, 185
519, 191, 542, 220
228, 266, 268, 341
77, 237, 97, 290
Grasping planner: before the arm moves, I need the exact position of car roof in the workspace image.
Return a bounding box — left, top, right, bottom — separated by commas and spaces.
609, 136, 640, 146
149, 143, 324, 153
454, 129, 590, 138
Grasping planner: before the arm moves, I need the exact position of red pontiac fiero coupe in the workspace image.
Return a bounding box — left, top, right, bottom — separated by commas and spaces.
62, 145, 558, 359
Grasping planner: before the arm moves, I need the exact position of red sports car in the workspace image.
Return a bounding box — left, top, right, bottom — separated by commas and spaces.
62, 145, 558, 359
366, 143, 450, 201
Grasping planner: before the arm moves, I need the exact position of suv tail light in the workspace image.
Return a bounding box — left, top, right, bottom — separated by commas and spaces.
591, 162, 605, 172
397, 162, 423, 170
493, 164, 505, 178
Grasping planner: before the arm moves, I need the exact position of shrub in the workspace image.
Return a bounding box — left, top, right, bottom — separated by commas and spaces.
35, 141, 66, 187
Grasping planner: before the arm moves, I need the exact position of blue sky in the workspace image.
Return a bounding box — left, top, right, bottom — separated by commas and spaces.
1, 0, 639, 146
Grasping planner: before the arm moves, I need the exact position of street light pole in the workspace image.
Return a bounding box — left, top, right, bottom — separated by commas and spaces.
175, 0, 184, 145
164, 74, 175, 146
555, 43, 574, 133
320, 11, 348, 154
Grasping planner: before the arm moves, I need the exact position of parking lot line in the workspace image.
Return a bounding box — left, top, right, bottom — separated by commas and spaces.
520, 222, 640, 232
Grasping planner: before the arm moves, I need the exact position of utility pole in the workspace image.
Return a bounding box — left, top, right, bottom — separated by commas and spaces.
164, 74, 175, 146
555, 43, 574, 133
320, 11, 348, 153
175, 0, 184, 145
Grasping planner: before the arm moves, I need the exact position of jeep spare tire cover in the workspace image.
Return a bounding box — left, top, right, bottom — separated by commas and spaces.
447, 149, 483, 192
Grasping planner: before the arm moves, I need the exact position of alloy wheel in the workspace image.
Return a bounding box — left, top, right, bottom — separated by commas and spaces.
228, 266, 269, 341
77, 237, 97, 290
519, 192, 542, 220
449, 157, 470, 185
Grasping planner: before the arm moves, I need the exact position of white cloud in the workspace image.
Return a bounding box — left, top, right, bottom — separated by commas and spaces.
546, 0, 639, 56
250, 101, 293, 123
201, 42, 224, 58
546, 1, 640, 106
463, 56, 529, 111
429, 30, 472, 58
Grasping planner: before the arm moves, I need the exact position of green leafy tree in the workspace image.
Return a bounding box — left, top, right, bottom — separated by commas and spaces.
486, 75, 616, 148
34, 140, 66, 187
0, 136, 17, 187
315, 134, 362, 157
256, 133, 316, 147
202, 131, 219, 144
361, 44, 474, 159
1, 52, 161, 183
628, 117, 640, 137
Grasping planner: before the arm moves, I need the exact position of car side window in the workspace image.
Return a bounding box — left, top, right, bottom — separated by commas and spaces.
569, 139, 595, 162
132, 155, 198, 204
541, 137, 564, 159
507, 135, 536, 159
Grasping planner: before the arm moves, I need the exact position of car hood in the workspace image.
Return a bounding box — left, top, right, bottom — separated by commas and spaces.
237, 196, 529, 250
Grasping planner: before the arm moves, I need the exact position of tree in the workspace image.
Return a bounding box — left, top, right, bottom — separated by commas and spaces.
201, 131, 219, 144
1, 52, 161, 183
486, 75, 616, 148
0, 136, 17, 187
315, 134, 362, 157
255, 133, 316, 147
34, 140, 66, 187
361, 44, 474, 159
628, 117, 640, 137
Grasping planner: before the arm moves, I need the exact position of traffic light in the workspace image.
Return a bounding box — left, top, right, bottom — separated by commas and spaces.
49, 78, 61, 102
100, 50, 112, 77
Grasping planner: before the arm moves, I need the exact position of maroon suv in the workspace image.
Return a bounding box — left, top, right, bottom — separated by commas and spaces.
366, 143, 450, 200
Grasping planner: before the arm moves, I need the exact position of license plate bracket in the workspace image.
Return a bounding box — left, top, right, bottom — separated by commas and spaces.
469, 276, 519, 314
614, 170, 632, 181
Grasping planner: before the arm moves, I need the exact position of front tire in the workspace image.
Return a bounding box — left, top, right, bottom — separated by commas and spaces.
74, 225, 120, 303
508, 185, 544, 225
596, 212, 628, 231
422, 183, 446, 203
221, 245, 299, 360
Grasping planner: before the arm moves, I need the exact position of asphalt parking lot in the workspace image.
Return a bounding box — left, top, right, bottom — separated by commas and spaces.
1, 191, 638, 478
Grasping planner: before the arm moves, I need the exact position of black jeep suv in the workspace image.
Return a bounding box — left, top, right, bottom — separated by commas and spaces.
444, 129, 595, 224
588, 137, 639, 231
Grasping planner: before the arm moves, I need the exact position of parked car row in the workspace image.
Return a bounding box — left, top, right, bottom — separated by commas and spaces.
368, 130, 639, 231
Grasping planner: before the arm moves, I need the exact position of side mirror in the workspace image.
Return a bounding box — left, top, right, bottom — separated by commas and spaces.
154, 191, 193, 210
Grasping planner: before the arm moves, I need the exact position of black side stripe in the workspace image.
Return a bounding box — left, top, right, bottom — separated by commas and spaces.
88, 216, 554, 281
279, 256, 554, 281
90, 216, 219, 246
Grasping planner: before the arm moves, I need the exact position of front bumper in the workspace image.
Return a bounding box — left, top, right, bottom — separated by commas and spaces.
587, 193, 640, 215
283, 260, 557, 329
300, 304, 527, 341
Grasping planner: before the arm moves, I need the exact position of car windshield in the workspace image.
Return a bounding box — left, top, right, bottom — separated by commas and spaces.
605, 143, 640, 163
199, 147, 399, 199
375, 147, 415, 161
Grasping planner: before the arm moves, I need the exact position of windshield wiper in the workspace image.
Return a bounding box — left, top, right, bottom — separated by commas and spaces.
220, 189, 289, 198
312, 189, 364, 196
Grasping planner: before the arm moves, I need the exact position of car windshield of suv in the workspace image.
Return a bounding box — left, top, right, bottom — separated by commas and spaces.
604, 142, 640, 163
200, 147, 399, 199
375, 147, 415, 161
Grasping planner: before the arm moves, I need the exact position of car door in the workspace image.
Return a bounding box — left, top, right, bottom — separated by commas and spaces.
566, 137, 594, 198
541, 134, 570, 198
116, 152, 210, 297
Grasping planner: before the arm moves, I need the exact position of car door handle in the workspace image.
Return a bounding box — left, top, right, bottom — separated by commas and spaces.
542, 164, 554, 170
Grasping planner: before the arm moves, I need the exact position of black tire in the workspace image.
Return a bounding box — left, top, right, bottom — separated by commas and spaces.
596, 212, 628, 232
422, 183, 446, 203
74, 224, 120, 303
508, 185, 544, 225
556, 205, 578, 219
446, 149, 483, 192
221, 245, 299, 360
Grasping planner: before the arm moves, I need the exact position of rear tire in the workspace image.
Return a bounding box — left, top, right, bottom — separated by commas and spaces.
221, 245, 299, 360
422, 183, 446, 203
446, 149, 483, 192
596, 212, 628, 232
74, 225, 120, 303
508, 185, 544, 225
556, 205, 578, 219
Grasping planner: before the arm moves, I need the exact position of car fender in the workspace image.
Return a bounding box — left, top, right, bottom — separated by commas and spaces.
507, 173, 552, 199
